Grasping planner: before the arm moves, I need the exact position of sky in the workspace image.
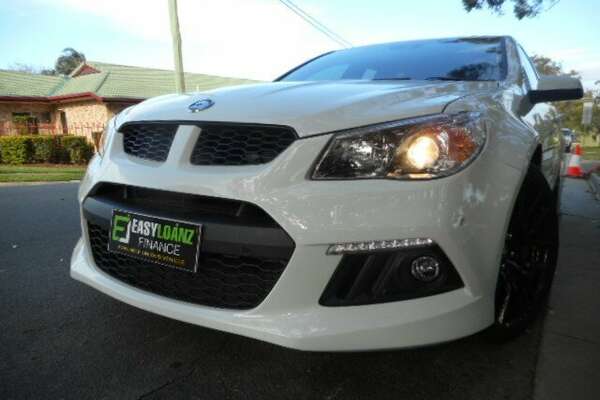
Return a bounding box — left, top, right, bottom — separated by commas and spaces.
0, 0, 599, 89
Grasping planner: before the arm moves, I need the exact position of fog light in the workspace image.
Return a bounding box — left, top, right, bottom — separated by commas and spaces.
410, 256, 440, 282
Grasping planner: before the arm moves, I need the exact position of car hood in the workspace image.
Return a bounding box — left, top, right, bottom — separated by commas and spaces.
120, 80, 497, 137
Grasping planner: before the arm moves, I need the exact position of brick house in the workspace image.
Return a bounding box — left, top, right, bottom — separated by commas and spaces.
0, 62, 255, 141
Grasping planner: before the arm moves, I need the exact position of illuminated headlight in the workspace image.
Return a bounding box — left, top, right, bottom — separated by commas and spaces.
312, 112, 485, 180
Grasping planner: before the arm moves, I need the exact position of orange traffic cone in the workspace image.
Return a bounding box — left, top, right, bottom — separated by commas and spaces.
566, 144, 584, 178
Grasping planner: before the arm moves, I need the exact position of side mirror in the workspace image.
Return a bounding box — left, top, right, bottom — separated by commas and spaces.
529, 75, 583, 104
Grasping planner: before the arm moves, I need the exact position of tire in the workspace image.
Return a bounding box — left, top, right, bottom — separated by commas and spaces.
486, 164, 559, 342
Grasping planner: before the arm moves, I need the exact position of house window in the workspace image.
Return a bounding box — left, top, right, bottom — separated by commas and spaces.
60, 111, 68, 134
12, 112, 39, 135
39, 112, 52, 124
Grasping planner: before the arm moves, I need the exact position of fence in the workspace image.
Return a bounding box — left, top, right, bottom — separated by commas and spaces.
0, 120, 106, 139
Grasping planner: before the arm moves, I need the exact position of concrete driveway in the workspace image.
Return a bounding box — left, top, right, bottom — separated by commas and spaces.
0, 179, 598, 400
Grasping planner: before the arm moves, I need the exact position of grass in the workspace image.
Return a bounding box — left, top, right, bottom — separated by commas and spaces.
582, 146, 600, 161
0, 164, 86, 183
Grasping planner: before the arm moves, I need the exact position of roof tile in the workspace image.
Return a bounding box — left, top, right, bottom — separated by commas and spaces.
0, 62, 257, 99
0, 70, 64, 97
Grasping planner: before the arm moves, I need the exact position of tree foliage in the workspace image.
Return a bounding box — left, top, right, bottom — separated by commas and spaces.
6, 47, 86, 76
530, 55, 562, 76
462, 0, 558, 19
532, 55, 599, 137
531, 55, 579, 78
54, 48, 86, 76
7, 63, 55, 76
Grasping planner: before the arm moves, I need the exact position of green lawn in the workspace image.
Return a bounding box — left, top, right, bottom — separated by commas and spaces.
0, 164, 86, 183
582, 146, 600, 161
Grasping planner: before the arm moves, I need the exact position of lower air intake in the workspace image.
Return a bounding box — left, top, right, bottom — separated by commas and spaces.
87, 222, 290, 309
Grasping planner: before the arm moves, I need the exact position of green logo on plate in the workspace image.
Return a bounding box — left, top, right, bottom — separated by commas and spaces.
112, 214, 131, 243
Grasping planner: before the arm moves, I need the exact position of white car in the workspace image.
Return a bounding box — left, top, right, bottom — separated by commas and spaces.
71, 36, 582, 351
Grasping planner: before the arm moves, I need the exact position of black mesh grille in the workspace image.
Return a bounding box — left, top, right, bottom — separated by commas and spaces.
88, 222, 289, 309
121, 124, 177, 162
190, 124, 297, 165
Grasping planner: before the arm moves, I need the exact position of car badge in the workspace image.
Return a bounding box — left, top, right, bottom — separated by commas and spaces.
188, 98, 214, 112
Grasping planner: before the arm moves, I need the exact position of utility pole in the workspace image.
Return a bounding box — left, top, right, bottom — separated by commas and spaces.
168, 0, 186, 93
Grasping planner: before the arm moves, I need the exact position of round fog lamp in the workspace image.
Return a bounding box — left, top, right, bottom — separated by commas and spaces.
410, 256, 440, 282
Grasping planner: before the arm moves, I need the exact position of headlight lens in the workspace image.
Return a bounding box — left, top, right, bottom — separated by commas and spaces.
312, 112, 485, 180
98, 117, 117, 158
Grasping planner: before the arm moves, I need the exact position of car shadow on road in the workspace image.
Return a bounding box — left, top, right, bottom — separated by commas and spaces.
65, 299, 541, 400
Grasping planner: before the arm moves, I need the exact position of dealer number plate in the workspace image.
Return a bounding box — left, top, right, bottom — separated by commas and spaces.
108, 210, 201, 272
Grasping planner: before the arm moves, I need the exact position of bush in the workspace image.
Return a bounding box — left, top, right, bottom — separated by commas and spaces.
0, 134, 95, 165
60, 136, 94, 164
0, 136, 33, 164
30, 135, 61, 163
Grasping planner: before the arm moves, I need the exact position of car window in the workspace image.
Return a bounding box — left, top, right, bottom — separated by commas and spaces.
517, 45, 539, 90
306, 64, 350, 80
279, 37, 507, 82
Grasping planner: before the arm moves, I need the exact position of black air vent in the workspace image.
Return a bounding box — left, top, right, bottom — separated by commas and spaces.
84, 184, 295, 309
88, 222, 290, 309
190, 124, 297, 165
121, 123, 177, 162
320, 246, 463, 306
91, 183, 274, 223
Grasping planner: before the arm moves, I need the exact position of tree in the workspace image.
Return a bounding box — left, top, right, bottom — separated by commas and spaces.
7, 63, 55, 76
7, 63, 39, 74
462, 0, 559, 19
531, 55, 579, 79
530, 55, 562, 76
6, 48, 85, 76
54, 48, 86, 76
532, 55, 599, 139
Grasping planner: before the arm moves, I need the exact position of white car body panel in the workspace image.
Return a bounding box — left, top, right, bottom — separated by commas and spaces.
121, 80, 496, 137
71, 36, 568, 351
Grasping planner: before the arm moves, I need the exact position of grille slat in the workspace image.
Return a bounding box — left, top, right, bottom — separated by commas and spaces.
91, 183, 277, 224
190, 124, 296, 165
121, 124, 177, 162
88, 222, 289, 309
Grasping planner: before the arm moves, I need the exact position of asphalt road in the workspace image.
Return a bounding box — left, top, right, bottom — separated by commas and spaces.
0, 181, 586, 400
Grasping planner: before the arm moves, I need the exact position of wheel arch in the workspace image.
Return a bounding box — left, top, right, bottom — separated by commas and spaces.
487, 144, 555, 313
531, 145, 542, 168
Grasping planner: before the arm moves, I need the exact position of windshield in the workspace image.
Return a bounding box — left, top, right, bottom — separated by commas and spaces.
279, 37, 506, 82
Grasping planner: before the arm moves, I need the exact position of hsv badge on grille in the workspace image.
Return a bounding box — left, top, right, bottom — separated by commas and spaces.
188, 98, 214, 112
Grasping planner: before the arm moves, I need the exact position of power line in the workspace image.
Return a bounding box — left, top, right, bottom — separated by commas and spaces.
279, 0, 352, 48
544, 0, 561, 12
277, 0, 352, 48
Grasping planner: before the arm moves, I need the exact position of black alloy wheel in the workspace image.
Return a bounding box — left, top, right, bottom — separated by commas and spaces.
487, 164, 559, 341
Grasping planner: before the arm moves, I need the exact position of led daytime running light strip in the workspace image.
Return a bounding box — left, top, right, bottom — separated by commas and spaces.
327, 238, 434, 255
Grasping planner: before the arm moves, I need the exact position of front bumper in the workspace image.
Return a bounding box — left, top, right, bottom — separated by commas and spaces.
71, 125, 521, 351
72, 237, 492, 351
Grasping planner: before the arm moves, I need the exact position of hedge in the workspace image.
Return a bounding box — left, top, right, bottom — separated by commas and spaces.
60, 136, 94, 164
30, 136, 61, 163
0, 136, 33, 165
0, 135, 94, 165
